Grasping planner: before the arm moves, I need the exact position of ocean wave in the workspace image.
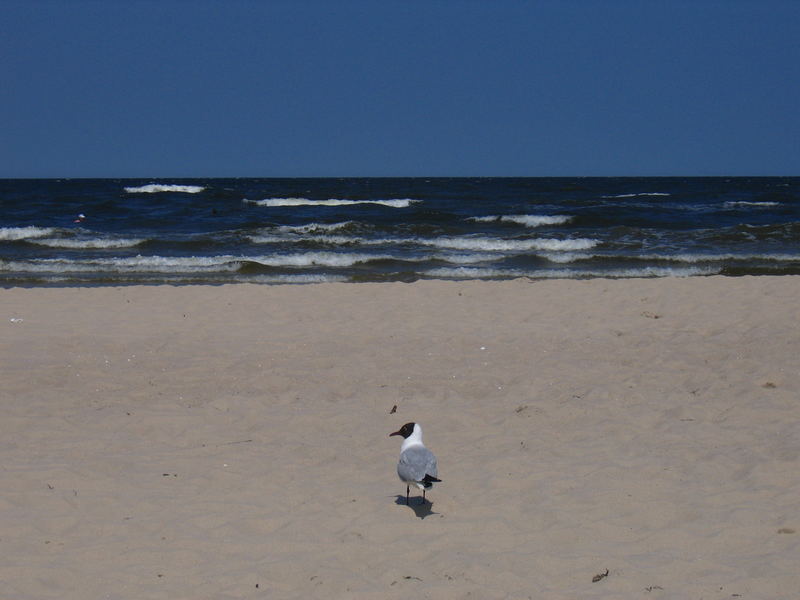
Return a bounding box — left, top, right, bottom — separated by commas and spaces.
468, 214, 573, 227
246, 274, 349, 284
247, 233, 374, 246
124, 184, 206, 194
249, 252, 392, 268
425, 266, 529, 279
431, 252, 497, 264
414, 236, 598, 252
541, 252, 800, 265
244, 198, 419, 208
540, 252, 595, 264
724, 201, 780, 208
426, 265, 717, 280
1, 271, 348, 285
601, 193, 671, 198
0, 226, 57, 241
30, 237, 146, 249
0, 256, 241, 273
275, 221, 359, 234
642, 252, 800, 263
0, 252, 392, 273
247, 234, 292, 245
248, 232, 598, 252
247, 232, 599, 253
248, 232, 395, 247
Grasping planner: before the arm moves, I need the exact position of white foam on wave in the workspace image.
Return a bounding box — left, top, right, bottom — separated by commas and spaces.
248, 233, 375, 246
426, 266, 529, 279
106, 256, 234, 271
540, 252, 595, 264
30, 237, 145, 249
502, 214, 573, 227
249, 252, 391, 268
433, 252, 497, 264
642, 252, 800, 263
602, 193, 671, 198
426, 265, 717, 280
248, 231, 598, 253
276, 221, 357, 234
124, 184, 206, 194
0, 226, 57, 241
534, 251, 800, 266
0, 256, 241, 273
247, 234, 290, 245
724, 201, 780, 208
468, 214, 572, 227
249, 232, 403, 248
415, 236, 598, 252
1, 253, 391, 273
248, 274, 349, 284
244, 198, 418, 208
588, 265, 718, 278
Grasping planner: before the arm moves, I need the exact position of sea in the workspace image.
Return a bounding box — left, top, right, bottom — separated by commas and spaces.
1, 177, 798, 286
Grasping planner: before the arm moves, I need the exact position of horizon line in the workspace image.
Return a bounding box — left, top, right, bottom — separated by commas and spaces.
2, 174, 798, 180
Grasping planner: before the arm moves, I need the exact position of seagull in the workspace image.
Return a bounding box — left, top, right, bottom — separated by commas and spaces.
390, 422, 441, 505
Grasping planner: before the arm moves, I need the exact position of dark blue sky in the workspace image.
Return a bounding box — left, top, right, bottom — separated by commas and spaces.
2, 0, 798, 177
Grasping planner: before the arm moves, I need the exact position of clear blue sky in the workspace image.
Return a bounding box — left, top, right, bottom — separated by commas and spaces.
2, 0, 798, 177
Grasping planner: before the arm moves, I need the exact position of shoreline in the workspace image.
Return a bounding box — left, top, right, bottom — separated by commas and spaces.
1, 270, 798, 289
2, 276, 799, 598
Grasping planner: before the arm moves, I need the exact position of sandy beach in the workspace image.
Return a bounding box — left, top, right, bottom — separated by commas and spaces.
2, 276, 799, 599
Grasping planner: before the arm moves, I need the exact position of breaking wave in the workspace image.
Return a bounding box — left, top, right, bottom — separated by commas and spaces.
275, 222, 358, 234
247, 252, 392, 268
0, 226, 57, 241
0, 256, 241, 273
0, 253, 393, 274
246, 231, 598, 253
244, 198, 419, 208
414, 236, 598, 252
124, 184, 206, 194
30, 237, 145, 249
426, 265, 717, 280
468, 214, 572, 227
602, 193, 671, 198
724, 201, 780, 208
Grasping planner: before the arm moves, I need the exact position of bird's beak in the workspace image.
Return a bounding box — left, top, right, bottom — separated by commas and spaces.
389, 430, 402, 437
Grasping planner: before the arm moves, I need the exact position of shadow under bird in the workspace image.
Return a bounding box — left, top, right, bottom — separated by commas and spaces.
390, 422, 441, 505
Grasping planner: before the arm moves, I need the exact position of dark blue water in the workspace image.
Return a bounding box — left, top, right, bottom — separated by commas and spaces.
1, 177, 798, 285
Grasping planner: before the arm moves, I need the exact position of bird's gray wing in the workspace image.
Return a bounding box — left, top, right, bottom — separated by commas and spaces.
398, 446, 438, 482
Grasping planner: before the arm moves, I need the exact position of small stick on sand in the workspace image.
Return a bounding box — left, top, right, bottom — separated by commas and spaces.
592, 569, 609, 583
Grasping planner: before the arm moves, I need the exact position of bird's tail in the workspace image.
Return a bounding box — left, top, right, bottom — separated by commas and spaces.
421, 474, 441, 489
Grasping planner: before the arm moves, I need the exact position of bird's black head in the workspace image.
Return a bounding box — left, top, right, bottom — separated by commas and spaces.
389, 422, 416, 438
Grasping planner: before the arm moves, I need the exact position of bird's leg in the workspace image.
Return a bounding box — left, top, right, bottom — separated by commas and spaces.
406, 485, 410, 505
